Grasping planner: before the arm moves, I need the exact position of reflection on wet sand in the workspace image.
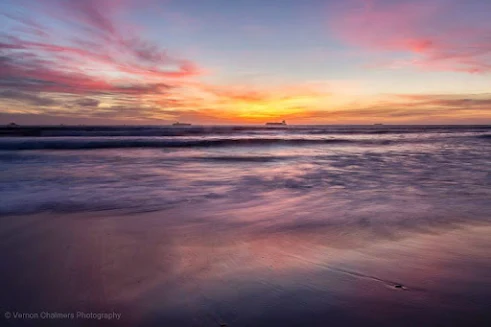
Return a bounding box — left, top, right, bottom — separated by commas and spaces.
1, 208, 490, 326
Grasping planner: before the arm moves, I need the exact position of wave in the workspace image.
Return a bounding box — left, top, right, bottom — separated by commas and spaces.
0, 138, 363, 150
2, 125, 490, 137
198, 155, 296, 162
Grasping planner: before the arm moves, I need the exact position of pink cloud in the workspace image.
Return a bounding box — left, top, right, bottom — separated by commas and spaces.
332, 0, 491, 73
0, 0, 203, 98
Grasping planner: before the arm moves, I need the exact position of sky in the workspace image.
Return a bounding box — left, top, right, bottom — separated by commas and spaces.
0, 0, 491, 125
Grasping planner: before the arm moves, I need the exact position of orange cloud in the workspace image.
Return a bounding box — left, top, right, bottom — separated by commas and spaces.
186, 83, 332, 122
291, 93, 491, 124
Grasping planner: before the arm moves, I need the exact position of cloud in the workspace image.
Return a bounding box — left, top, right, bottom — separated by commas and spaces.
75, 98, 100, 107
3, 92, 491, 125
394, 94, 491, 109
0, 0, 213, 124
2, 0, 488, 124
0, 89, 58, 106
0, 0, 203, 100
332, 0, 491, 73
302, 93, 491, 123
0, 112, 160, 126
185, 82, 333, 121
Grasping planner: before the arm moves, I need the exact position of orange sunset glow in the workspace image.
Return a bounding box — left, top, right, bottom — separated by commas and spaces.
1, 0, 490, 125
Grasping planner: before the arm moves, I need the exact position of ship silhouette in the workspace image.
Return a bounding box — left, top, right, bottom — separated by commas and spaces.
266, 120, 286, 126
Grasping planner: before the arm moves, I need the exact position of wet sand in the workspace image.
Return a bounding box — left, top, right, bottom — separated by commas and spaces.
1, 209, 491, 326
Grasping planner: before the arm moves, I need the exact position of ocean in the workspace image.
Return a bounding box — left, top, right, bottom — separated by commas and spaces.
1, 125, 491, 326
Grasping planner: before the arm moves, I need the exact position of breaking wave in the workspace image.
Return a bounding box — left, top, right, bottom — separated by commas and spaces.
0, 138, 363, 150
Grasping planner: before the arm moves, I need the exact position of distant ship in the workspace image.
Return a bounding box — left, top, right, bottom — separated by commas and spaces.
172, 122, 192, 126
373, 123, 384, 126
266, 120, 287, 126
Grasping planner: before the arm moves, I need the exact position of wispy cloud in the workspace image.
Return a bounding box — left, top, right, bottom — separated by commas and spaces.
0, 89, 58, 106
294, 93, 491, 124
2, 0, 490, 124
0, 0, 202, 98
75, 98, 100, 107
332, 0, 491, 73
3, 0, 325, 124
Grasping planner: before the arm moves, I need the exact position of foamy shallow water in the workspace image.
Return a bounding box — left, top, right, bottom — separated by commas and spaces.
0, 125, 490, 326
0, 125, 490, 218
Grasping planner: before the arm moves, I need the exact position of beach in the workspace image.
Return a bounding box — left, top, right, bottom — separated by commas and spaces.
1, 211, 491, 326
1, 125, 490, 326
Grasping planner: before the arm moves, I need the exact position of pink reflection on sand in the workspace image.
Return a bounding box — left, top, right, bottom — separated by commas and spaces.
2, 209, 491, 325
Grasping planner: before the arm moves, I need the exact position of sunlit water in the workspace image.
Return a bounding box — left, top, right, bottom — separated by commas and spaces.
0, 125, 490, 326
